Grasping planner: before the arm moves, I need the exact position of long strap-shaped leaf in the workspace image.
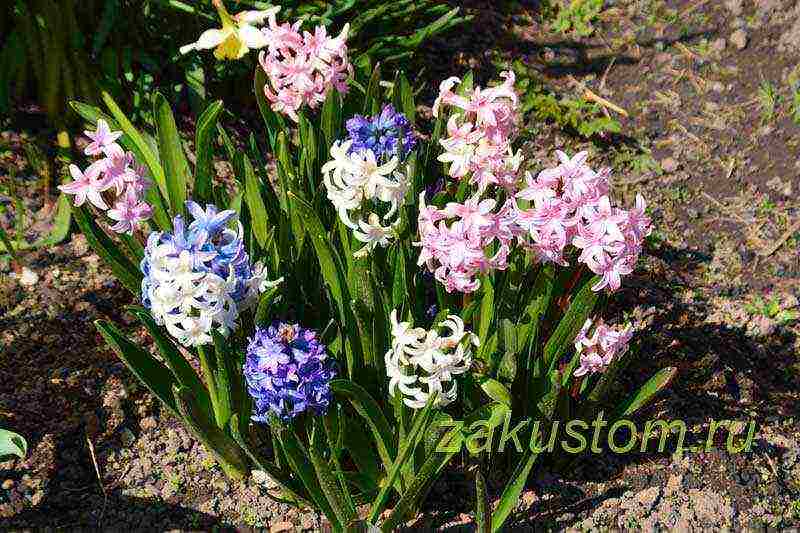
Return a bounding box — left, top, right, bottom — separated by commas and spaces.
367, 394, 436, 523
173, 385, 249, 480
612, 366, 677, 420
194, 100, 223, 205
330, 380, 396, 473
309, 418, 358, 528
95, 320, 178, 415
275, 424, 340, 531
380, 430, 464, 532
100, 91, 167, 201
228, 414, 312, 507
128, 306, 212, 419
542, 274, 601, 373
154, 92, 190, 218
490, 451, 539, 532
73, 205, 142, 294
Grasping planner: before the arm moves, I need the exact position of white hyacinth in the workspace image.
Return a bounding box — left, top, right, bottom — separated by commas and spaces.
322, 140, 410, 258
385, 309, 478, 409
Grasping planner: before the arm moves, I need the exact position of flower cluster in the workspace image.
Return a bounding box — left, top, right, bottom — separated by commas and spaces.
434, 71, 521, 193
515, 150, 652, 291
416, 72, 523, 293
573, 318, 633, 377
385, 310, 478, 409
345, 104, 416, 160
141, 201, 278, 347
59, 119, 152, 234
323, 107, 416, 257
244, 322, 336, 421
416, 192, 518, 293
258, 11, 351, 122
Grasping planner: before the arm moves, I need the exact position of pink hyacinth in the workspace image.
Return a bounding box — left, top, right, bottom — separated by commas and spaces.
107, 186, 153, 234
434, 71, 521, 193
59, 122, 153, 235
416, 192, 518, 293
573, 318, 633, 377
258, 12, 351, 122
515, 150, 651, 292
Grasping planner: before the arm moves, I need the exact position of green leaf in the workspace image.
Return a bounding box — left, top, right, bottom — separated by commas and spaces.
542, 274, 601, 372
475, 468, 490, 533
241, 152, 270, 247
254, 65, 286, 152
612, 367, 677, 419
368, 394, 437, 523
490, 451, 538, 532
154, 92, 190, 217
128, 306, 212, 419
478, 377, 512, 406
173, 386, 248, 480
229, 414, 311, 506
0, 429, 27, 460
478, 276, 494, 349
275, 424, 340, 528
95, 320, 178, 416
330, 380, 396, 474
395, 71, 415, 125
194, 100, 223, 204
72, 206, 142, 295
309, 418, 358, 528
100, 91, 167, 201
380, 430, 463, 532
255, 285, 281, 325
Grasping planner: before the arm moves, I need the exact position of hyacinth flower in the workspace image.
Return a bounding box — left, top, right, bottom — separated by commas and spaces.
385, 310, 478, 409
416, 71, 524, 293
322, 106, 416, 257
179, 0, 277, 60
573, 318, 633, 377
140, 201, 281, 347
433, 71, 521, 193
244, 322, 336, 421
257, 11, 351, 121
515, 150, 652, 291
58, 120, 153, 235
346, 104, 417, 160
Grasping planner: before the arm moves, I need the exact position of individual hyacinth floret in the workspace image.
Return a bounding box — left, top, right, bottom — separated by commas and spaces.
141, 201, 279, 347
258, 11, 351, 122
345, 104, 417, 160
515, 150, 652, 291
244, 322, 336, 421
59, 119, 152, 235
573, 318, 633, 377
385, 310, 478, 409
322, 132, 413, 257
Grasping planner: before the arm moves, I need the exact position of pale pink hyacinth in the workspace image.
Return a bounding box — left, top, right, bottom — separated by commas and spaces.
59, 122, 152, 235
416, 192, 519, 293
434, 71, 521, 193
573, 318, 633, 377
258, 12, 351, 122
417, 71, 525, 293
515, 150, 652, 291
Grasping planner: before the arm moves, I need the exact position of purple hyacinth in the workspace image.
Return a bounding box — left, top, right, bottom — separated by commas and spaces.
244, 322, 336, 421
345, 104, 416, 160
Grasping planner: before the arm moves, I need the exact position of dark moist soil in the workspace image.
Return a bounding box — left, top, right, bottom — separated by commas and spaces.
3, 0, 800, 530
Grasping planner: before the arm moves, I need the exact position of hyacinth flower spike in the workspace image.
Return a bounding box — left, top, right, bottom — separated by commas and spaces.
179, 0, 278, 60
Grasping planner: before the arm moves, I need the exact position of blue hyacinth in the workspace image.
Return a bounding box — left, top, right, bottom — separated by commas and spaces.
140, 201, 268, 346
244, 322, 336, 421
345, 104, 416, 160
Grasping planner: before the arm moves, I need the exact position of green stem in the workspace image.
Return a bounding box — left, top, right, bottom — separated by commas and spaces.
197, 344, 223, 428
